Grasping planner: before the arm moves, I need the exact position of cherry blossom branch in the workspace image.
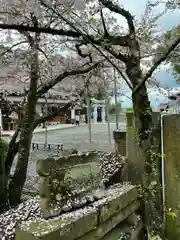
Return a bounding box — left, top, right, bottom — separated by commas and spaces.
99, 1, 109, 36
0, 41, 27, 57
75, 44, 92, 63
0, 23, 129, 46
40, 1, 132, 89
36, 61, 103, 98
33, 80, 90, 127
32, 102, 71, 128
19, 31, 34, 46
133, 35, 180, 95
99, 0, 135, 34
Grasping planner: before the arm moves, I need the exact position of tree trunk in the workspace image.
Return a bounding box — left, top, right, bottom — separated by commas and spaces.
128, 67, 163, 234
0, 139, 9, 212
8, 29, 40, 207
0, 120, 23, 212
8, 127, 33, 207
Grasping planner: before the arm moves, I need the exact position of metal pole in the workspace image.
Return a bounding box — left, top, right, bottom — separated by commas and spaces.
114, 68, 119, 129
86, 88, 92, 144
106, 98, 111, 144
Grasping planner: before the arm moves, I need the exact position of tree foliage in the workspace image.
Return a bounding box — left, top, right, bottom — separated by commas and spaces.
108, 102, 121, 114
164, 26, 180, 82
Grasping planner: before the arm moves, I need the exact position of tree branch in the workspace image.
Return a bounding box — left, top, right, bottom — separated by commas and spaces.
0, 41, 28, 57
0, 23, 82, 37
36, 61, 102, 98
18, 31, 34, 46
75, 44, 92, 63
39, 0, 132, 89
99, 1, 109, 36
99, 0, 135, 34
33, 86, 87, 129
133, 35, 180, 95
104, 45, 128, 63
0, 23, 131, 46
32, 102, 71, 129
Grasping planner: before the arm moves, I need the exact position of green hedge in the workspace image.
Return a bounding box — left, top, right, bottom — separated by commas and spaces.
126, 108, 133, 113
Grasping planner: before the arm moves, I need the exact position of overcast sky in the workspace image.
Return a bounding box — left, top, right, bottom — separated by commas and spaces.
113, 0, 180, 108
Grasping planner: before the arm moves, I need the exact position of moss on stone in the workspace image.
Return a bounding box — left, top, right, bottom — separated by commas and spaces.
99, 187, 138, 223
37, 152, 102, 218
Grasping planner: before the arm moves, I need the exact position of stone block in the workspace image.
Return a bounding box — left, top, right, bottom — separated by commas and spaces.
16, 184, 140, 240
98, 186, 138, 223
91, 213, 143, 240
36, 152, 103, 218
16, 211, 98, 240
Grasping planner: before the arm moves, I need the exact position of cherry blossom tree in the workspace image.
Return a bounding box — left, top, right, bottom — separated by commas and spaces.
0, 0, 180, 235
0, 2, 109, 210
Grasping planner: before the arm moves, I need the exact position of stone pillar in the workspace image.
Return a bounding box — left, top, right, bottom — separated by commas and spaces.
71, 108, 75, 124
126, 112, 160, 184
113, 130, 127, 181
163, 115, 180, 239
102, 105, 106, 123
93, 104, 97, 123
113, 130, 126, 157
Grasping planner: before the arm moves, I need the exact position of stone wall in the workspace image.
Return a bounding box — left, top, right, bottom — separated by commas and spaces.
163, 115, 180, 239
16, 184, 143, 240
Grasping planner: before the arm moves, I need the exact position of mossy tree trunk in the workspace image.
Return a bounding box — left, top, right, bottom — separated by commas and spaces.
126, 59, 163, 235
